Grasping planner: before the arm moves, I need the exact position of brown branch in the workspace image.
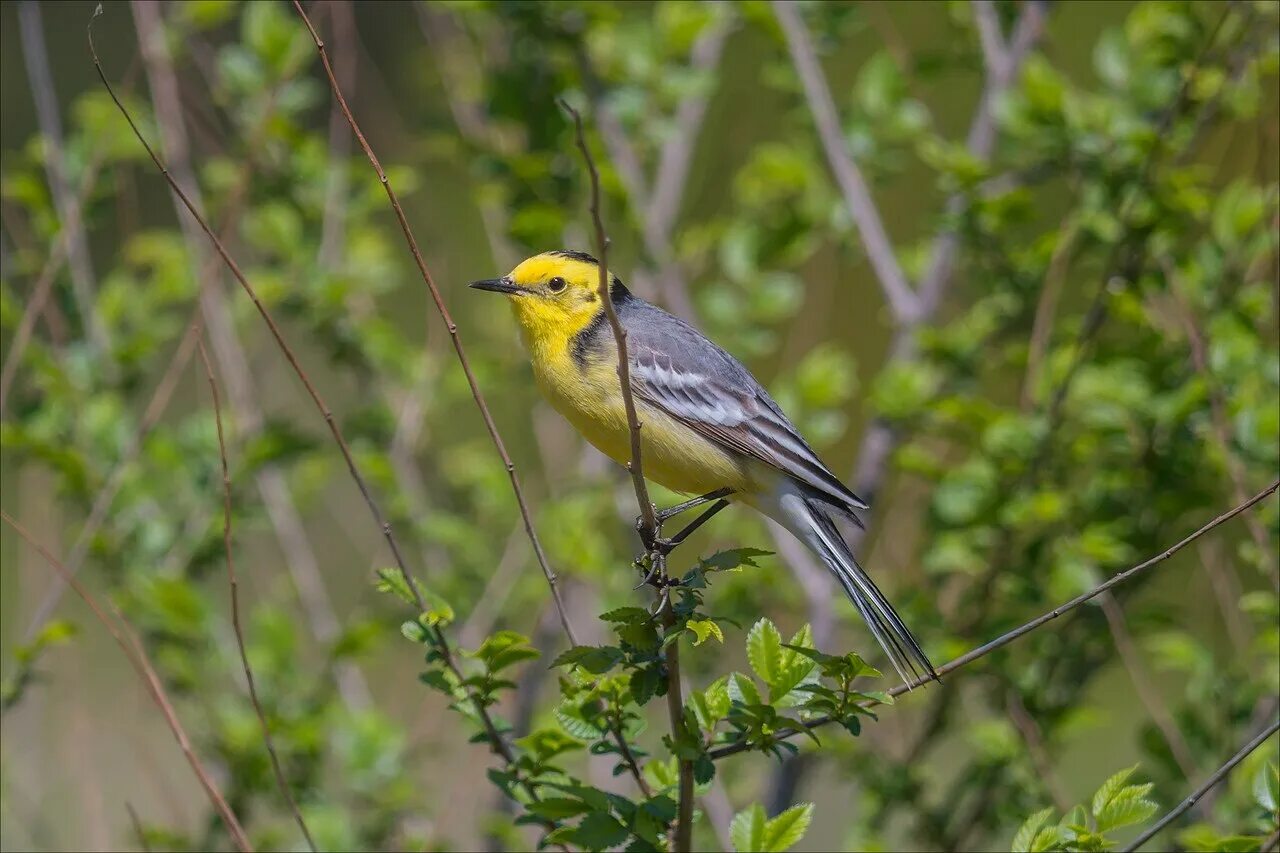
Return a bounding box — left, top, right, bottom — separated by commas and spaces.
125, 801, 150, 853
292, 0, 578, 648
709, 481, 1279, 759
92, 7, 567, 840
561, 100, 658, 541
195, 336, 317, 852
130, 0, 375, 712
771, 0, 919, 324
1123, 719, 1280, 852
0, 511, 252, 852
562, 101, 687, 829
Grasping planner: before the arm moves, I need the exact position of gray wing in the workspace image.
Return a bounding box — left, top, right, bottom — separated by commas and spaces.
622, 300, 868, 514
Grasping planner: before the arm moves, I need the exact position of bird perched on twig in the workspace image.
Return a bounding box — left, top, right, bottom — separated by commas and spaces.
471, 250, 936, 684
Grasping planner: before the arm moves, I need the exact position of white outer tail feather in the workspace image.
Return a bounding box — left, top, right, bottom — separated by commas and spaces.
751, 480, 936, 686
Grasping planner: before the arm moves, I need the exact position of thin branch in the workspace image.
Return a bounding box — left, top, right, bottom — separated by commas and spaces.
971, 0, 1011, 82
125, 802, 150, 853
1122, 719, 1280, 852
563, 100, 687, 833
771, 0, 918, 324
562, 100, 658, 541
92, 4, 426, 612
129, 0, 374, 712
196, 336, 317, 852
93, 7, 564, 837
292, 0, 578, 647
710, 481, 1279, 759
0, 511, 252, 852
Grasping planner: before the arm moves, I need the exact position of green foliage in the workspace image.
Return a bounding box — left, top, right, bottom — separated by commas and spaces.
1011, 766, 1159, 851
1, 1, 1276, 850
729, 802, 814, 852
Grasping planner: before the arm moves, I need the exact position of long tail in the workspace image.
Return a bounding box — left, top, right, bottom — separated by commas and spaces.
763, 485, 937, 686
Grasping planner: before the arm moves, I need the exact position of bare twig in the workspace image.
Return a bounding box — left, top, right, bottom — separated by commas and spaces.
562, 100, 658, 540
129, 0, 375, 711
125, 802, 150, 853
0, 511, 252, 852
1123, 719, 1280, 852
563, 100, 691, 837
771, 0, 918, 324
292, 0, 578, 647
710, 481, 1279, 759
196, 336, 317, 852
971, 0, 1010, 81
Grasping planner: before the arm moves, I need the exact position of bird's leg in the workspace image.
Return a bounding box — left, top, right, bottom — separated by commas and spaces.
655, 499, 730, 555
654, 487, 735, 525
635, 488, 735, 591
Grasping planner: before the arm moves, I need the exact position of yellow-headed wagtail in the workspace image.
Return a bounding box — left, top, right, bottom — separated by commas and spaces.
471, 250, 936, 683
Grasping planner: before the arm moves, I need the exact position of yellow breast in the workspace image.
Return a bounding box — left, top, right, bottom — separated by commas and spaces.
523, 326, 751, 496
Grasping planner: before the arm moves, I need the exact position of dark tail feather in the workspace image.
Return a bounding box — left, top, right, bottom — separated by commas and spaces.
804, 499, 938, 686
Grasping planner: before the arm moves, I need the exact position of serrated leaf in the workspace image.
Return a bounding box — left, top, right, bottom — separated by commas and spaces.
763, 802, 813, 851
747, 619, 783, 686
1091, 764, 1138, 817
555, 705, 606, 740
526, 797, 592, 820
552, 645, 625, 674
730, 803, 767, 852
570, 811, 630, 850
727, 672, 762, 706
687, 619, 724, 646
1013, 807, 1056, 852
1095, 794, 1158, 833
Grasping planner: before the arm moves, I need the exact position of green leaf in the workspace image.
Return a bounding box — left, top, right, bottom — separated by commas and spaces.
1094, 786, 1157, 833
526, 797, 592, 820
747, 618, 783, 686
730, 803, 767, 852
687, 619, 724, 646
374, 567, 420, 605
1091, 765, 1138, 817
471, 631, 539, 672
552, 645, 625, 674
1254, 762, 1279, 815
630, 665, 664, 706
1012, 807, 1055, 852
763, 803, 814, 852
570, 811, 630, 850
698, 548, 773, 573
727, 672, 762, 706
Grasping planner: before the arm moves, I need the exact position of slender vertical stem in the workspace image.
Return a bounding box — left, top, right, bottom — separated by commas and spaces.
292, 0, 579, 647
196, 336, 317, 852
662, 599, 694, 853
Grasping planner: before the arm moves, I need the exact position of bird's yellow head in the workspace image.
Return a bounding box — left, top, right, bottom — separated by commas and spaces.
469, 250, 625, 347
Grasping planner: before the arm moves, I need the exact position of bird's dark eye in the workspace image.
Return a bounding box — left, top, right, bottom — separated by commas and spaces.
548, 277, 567, 293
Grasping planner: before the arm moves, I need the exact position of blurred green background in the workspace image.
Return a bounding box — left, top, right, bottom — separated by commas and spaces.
1, 1, 1277, 851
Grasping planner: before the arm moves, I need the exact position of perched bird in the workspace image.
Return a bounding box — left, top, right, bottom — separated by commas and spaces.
471, 250, 936, 683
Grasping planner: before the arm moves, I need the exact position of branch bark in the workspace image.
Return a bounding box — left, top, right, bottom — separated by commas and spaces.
196, 335, 317, 852
771, 0, 919, 324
